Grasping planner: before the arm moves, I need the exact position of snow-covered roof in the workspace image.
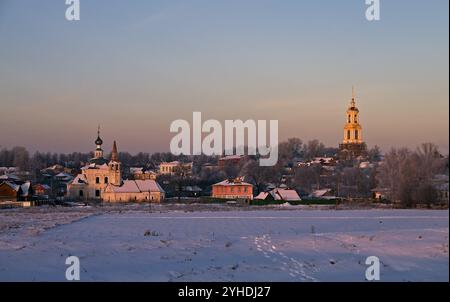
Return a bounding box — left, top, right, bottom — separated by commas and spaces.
213, 178, 252, 187
0, 174, 20, 181
106, 180, 165, 193
311, 189, 335, 199
255, 188, 301, 201
130, 167, 144, 174
81, 163, 109, 170
273, 188, 301, 201
255, 192, 269, 200
0, 181, 20, 192
71, 174, 88, 185
55, 172, 72, 178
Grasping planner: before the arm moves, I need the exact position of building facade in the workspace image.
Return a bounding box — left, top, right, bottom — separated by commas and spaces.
159, 161, 193, 175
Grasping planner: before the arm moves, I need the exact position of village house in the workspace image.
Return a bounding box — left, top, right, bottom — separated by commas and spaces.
130, 167, 158, 180
33, 184, 52, 198
159, 161, 193, 175
309, 188, 336, 200
0, 181, 32, 202
255, 187, 301, 202
212, 177, 253, 200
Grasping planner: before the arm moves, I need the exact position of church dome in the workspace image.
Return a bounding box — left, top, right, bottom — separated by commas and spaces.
95, 136, 103, 146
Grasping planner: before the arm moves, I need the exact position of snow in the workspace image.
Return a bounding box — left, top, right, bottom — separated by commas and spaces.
0, 206, 447, 282
107, 180, 165, 193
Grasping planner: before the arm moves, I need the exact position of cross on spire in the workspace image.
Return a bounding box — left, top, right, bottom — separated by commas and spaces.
351, 86, 356, 107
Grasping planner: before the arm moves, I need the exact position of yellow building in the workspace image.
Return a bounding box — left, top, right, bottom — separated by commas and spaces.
339, 88, 367, 159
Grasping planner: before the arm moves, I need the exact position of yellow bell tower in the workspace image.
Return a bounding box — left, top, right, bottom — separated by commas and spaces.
339, 87, 367, 159
343, 87, 362, 144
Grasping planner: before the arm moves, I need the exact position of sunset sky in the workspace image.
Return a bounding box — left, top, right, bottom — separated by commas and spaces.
0, 0, 448, 155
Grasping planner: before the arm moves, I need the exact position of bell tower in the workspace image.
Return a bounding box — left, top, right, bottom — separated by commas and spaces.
343, 87, 363, 144
108, 140, 122, 186
339, 87, 367, 159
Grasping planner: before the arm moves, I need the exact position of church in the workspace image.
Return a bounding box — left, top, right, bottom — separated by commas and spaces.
338, 88, 367, 159
67, 129, 165, 203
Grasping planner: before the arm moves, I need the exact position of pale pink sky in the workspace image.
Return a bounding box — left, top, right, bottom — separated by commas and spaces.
0, 0, 448, 155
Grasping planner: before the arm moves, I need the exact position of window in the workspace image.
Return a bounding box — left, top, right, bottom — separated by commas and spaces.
96, 177, 100, 184
79, 190, 84, 197
104, 177, 108, 184
354, 115, 358, 123
95, 190, 100, 197
244, 187, 248, 193
355, 130, 359, 140
347, 130, 351, 140
348, 115, 351, 123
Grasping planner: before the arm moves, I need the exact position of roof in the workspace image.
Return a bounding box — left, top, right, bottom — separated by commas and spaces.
255, 192, 269, 200
213, 179, 252, 187
273, 188, 301, 201
106, 180, 165, 194
0, 181, 20, 192
255, 188, 301, 201
311, 189, 335, 198
89, 157, 109, 166
71, 174, 88, 185
81, 163, 109, 170
55, 172, 72, 178
0, 174, 20, 181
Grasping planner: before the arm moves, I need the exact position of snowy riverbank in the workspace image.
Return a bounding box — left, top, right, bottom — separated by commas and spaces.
0, 205, 448, 281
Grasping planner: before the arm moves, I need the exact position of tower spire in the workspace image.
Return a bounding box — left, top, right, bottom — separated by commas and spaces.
111, 140, 118, 162
351, 86, 356, 107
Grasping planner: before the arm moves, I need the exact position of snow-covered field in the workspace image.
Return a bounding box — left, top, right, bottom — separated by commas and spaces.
0, 205, 448, 282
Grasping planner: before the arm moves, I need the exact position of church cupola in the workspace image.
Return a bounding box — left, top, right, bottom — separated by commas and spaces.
94, 125, 104, 159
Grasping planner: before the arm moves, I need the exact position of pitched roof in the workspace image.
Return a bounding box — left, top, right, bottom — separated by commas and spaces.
213, 179, 252, 187
273, 188, 301, 201
71, 174, 88, 185
106, 180, 165, 193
